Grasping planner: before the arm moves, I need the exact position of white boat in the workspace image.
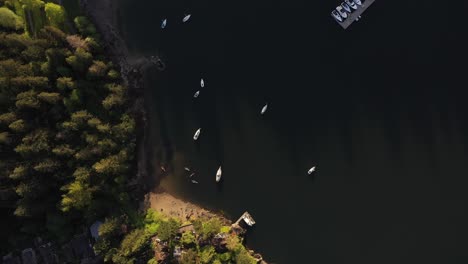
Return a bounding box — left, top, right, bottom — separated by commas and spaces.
345, 0, 358, 10
184, 167, 191, 172
336, 6, 348, 19
182, 14, 191, 23
161, 19, 167, 29
193, 91, 200, 98
193, 128, 201, 140
191, 180, 199, 184
341, 2, 352, 13
331, 10, 343, 22
189, 172, 195, 178
353, 0, 362, 6
200, 78, 205, 88
260, 103, 268, 115
307, 166, 316, 175
216, 166, 222, 182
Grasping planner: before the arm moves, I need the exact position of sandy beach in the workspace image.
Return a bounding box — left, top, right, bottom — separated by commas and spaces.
145, 191, 231, 224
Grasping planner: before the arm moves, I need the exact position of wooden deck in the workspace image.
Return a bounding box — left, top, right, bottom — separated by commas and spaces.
333, 0, 376, 29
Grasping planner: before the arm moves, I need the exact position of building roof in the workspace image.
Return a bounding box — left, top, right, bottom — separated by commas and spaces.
89, 221, 103, 240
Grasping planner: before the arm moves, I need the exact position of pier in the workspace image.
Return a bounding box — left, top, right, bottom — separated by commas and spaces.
333, 0, 376, 29
234, 211, 256, 227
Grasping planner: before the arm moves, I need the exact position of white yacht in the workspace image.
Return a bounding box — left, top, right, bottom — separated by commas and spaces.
336, 6, 348, 19
261, 103, 268, 115
193, 91, 200, 98
200, 78, 205, 88
354, 0, 362, 6
331, 10, 343, 22
216, 166, 222, 182
182, 14, 191, 23
308, 166, 316, 175
193, 128, 201, 140
191, 179, 199, 184
161, 19, 167, 29
189, 172, 195, 178
184, 167, 191, 172
345, 0, 358, 10
341, 2, 352, 13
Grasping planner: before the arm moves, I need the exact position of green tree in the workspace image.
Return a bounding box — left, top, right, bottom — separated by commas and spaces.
87, 60, 107, 79
201, 218, 222, 239
200, 246, 215, 264
60, 180, 94, 212
0, 112, 17, 125
37, 92, 61, 104
113, 228, 151, 262
179, 249, 198, 264
157, 218, 180, 241
181, 231, 196, 246
235, 249, 257, 264
65, 47, 92, 73
9, 119, 27, 132
16, 90, 40, 109
0, 7, 24, 31
44, 3, 66, 31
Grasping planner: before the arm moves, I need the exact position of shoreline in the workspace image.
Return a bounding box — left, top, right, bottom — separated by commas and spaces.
78, 1, 268, 262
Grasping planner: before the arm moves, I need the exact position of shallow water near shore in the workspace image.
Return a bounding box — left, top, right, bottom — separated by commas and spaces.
117, 0, 468, 263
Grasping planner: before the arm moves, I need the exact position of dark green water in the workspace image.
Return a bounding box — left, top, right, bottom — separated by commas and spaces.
118, 0, 468, 262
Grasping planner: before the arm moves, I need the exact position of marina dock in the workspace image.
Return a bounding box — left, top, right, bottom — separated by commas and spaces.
334, 0, 376, 29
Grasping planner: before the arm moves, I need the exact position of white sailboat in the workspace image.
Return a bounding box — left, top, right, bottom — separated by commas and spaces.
308, 166, 316, 175
260, 103, 268, 115
193, 91, 200, 98
182, 14, 191, 23
200, 78, 205, 88
193, 128, 201, 140
216, 166, 222, 182
161, 19, 167, 29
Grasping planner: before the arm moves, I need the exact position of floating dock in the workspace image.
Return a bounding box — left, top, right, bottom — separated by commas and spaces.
333, 0, 376, 29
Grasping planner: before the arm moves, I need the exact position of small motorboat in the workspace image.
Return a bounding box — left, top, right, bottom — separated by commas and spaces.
260, 103, 268, 115
308, 166, 316, 175
345, 0, 358, 10
336, 6, 348, 19
193, 91, 200, 98
200, 78, 205, 88
191, 180, 199, 184
182, 14, 191, 23
216, 166, 222, 182
189, 172, 195, 178
161, 19, 167, 29
184, 167, 191, 172
354, 0, 362, 6
341, 2, 352, 13
193, 128, 201, 141
331, 10, 343, 22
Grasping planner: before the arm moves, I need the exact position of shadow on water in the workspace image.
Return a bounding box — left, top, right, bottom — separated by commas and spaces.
119, 0, 468, 262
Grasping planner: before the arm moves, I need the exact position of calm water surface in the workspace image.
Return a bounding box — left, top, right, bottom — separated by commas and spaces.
118, 0, 468, 263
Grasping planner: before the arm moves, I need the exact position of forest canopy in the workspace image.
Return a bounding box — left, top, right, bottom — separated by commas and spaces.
0, 0, 137, 250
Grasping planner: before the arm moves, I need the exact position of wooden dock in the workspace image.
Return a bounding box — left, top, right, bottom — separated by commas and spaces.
333, 0, 376, 29
234, 211, 256, 227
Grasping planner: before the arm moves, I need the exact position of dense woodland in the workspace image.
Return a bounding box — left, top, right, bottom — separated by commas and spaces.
0, 0, 136, 252
0, 1, 259, 263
